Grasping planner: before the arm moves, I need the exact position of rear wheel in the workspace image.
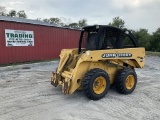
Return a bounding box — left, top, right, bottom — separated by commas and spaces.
82, 68, 110, 100
115, 68, 137, 94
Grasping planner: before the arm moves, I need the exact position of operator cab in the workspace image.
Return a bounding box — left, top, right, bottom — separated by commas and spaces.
78, 25, 139, 53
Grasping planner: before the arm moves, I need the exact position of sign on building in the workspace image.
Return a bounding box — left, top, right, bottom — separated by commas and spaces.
5, 29, 34, 47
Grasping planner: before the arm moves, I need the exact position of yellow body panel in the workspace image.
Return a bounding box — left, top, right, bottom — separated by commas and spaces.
51, 48, 145, 94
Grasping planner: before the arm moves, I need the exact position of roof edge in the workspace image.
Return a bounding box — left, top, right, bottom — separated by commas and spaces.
0, 16, 81, 31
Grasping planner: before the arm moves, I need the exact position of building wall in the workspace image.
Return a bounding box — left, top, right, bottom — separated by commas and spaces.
0, 21, 80, 65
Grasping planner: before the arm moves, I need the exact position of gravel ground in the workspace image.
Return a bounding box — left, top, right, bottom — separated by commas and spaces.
0, 56, 160, 120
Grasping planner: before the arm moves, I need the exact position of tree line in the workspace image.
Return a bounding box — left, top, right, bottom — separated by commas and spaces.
0, 5, 87, 28
0, 5, 27, 18
0, 5, 159, 52
109, 17, 160, 52
37, 17, 87, 28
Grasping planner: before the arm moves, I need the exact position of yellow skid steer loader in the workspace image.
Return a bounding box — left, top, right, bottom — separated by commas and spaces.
51, 25, 145, 100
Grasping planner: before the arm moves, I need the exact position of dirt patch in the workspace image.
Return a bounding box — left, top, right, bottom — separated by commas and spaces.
0, 56, 160, 120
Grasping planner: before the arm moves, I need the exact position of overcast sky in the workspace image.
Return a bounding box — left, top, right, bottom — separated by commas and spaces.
1, 0, 160, 33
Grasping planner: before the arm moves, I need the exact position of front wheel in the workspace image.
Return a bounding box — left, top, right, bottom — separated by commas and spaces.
82, 68, 110, 100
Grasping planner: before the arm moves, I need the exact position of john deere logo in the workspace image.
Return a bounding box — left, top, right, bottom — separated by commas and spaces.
102, 53, 132, 58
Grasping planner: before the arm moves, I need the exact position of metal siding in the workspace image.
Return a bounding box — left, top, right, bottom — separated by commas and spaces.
0, 21, 80, 65
3, 22, 10, 64
0, 22, 4, 64
35, 25, 40, 60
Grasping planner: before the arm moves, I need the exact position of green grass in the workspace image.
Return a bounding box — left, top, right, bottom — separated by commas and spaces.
146, 51, 160, 57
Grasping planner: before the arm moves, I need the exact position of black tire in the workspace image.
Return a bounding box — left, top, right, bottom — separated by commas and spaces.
82, 68, 110, 100
115, 68, 137, 94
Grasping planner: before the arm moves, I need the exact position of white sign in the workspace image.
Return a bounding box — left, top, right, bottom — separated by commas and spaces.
5, 29, 34, 47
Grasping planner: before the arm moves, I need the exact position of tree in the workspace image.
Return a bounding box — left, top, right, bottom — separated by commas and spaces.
150, 28, 160, 52
109, 17, 125, 28
78, 19, 87, 28
42, 17, 87, 28
50, 18, 61, 25
17, 10, 27, 18
0, 5, 7, 16
62, 17, 74, 27
132, 29, 151, 51
67, 23, 79, 28
43, 18, 64, 26
0, 7, 28, 18
36, 18, 42, 21
8, 10, 16, 17
43, 18, 51, 23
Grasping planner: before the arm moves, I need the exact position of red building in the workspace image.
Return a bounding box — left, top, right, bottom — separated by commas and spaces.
0, 16, 80, 65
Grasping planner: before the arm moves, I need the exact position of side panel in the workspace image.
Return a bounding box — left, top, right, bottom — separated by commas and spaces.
69, 61, 122, 94
82, 48, 145, 68
69, 61, 91, 93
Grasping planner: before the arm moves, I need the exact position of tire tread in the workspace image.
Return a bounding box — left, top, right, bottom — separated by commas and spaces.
82, 68, 110, 100
115, 68, 137, 94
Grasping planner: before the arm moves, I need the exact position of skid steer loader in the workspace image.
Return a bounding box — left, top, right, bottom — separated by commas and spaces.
51, 25, 145, 100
